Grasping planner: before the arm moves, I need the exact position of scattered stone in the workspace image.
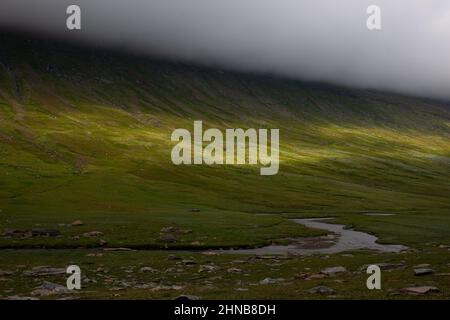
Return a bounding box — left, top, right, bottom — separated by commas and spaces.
401, 286, 439, 295
2, 229, 28, 237
161, 226, 177, 233
360, 263, 405, 272
227, 268, 242, 274
24, 266, 66, 276
414, 268, 434, 276
31, 229, 61, 237
83, 231, 103, 237
199, 265, 218, 273
413, 264, 431, 269
235, 288, 249, 292
71, 220, 84, 226
308, 286, 335, 295
200, 251, 216, 256
159, 234, 177, 243
102, 247, 134, 251
0, 270, 14, 276
259, 278, 284, 285
139, 267, 159, 273
31, 281, 70, 296
151, 285, 183, 291
189, 208, 201, 212
133, 283, 156, 289
295, 272, 326, 280
175, 295, 200, 300
167, 255, 182, 261
95, 267, 104, 274
99, 239, 108, 246
83, 277, 97, 284
4, 295, 38, 300
181, 259, 197, 265
321, 266, 347, 276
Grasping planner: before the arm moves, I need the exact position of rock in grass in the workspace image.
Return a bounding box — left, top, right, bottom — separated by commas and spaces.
259, 277, 284, 285
139, 267, 159, 273
181, 259, 197, 265
308, 286, 335, 295
4, 295, 38, 300
414, 268, 434, 276
160, 226, 177, 233
159, 234, 177, 243
189, 208, 201, 213
198, 265, 218, 273
31, 281, 70, 296
24, 266, 66, 276
295, 272, 326, 280
102, 247, 134, 251
175, 295, 201, 300
360, 263, 405, 272
151, 285, 183, 291
2, 229, 28, 237
401, 286, 439, 295
71, 220, 84, 226
31, 229, 61, 237
0, 270, 14, 276
83, 231, 103, 237
321, 266, 347, 276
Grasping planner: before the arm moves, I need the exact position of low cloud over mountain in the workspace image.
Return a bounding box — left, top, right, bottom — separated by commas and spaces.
1, 0, 450, 99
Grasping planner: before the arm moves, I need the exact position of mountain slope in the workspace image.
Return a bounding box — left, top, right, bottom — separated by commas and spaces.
0, 30, 450, 249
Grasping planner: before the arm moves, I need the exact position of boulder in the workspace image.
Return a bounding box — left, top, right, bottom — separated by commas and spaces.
401, 286, 438, 295
414, 268, 434, 276
321, 266, 347, 276
71, 220, 84, 226
139, 267, 159, 273
259, 277, 284, 285
83, 231, 103, 237
25, 266, 66, 276
159, 234, 177, 243
31, 281, 70, 296
308, 286, 335, 295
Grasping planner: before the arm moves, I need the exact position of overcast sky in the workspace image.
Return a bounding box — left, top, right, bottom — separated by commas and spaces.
1, 0, 450, 99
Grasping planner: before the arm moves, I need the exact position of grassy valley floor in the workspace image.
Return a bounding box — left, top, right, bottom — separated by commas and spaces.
0, 31, 449, 299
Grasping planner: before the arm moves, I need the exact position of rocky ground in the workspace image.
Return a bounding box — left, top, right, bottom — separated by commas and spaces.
1, 246, 449, 300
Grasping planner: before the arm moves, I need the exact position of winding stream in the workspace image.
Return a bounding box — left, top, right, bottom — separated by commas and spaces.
228, 218, 407, 255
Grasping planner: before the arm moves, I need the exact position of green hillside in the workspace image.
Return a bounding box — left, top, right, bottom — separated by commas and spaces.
1, 31, 450, 250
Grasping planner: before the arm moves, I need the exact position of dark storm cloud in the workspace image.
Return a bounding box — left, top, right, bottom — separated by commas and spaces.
1, 0, 450, 99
